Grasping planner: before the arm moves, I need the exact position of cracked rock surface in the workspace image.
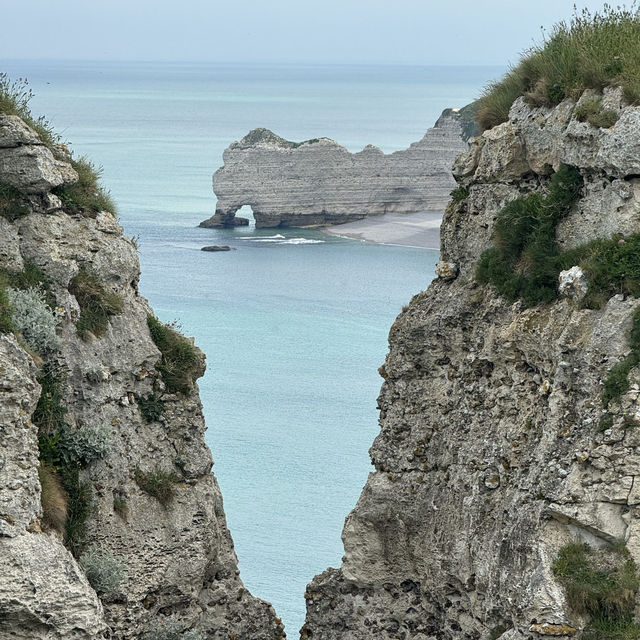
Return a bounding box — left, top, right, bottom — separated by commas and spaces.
302, 87, 640, 639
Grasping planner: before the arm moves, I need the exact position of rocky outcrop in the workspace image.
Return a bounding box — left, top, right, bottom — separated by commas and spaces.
302, 86, 640, 638
199, 110, 469, 229
0, 115, 282, 638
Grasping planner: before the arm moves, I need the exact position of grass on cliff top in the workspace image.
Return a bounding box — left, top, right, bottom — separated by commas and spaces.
553, 541, 640, 639
476, 5, 640, 131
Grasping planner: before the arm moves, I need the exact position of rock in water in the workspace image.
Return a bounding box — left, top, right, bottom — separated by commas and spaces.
302, 86, 640, 638
201, 245, 233, 251
199, 109, 471, 229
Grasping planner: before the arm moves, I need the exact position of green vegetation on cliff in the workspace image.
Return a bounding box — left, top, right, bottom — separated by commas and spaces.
476, 6, 640, 130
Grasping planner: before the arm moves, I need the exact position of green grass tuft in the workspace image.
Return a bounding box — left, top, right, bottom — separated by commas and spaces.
476, 164, 583, 306
553, 541, 640, 637
450, 186, 470, 204
69, 267, 124, 339
134, 468, 179, 506
0, 74, 59, 149
575, 97, 620, 128
147, 315, 201, 394
476, 6, 640, 131
53, 156, 116, 217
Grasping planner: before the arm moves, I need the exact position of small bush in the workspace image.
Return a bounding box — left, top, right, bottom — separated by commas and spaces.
147, 315, 201, 394
0, 283, 14, 333
38, 463, 68, 534
476, 6, 640, 131
53, 156, 116, 216
79, 545, 126, 595
138, 393, 164, 422
60, 465, 92, 555
33, 365, 68, 435
135, 468, 179, 506
553, 541, 640, 637
69, 267, 124, 339
575, 97, 619, 128
6, 286, 60, 354
476, 164, 583, 306
0, 181, 29, 221
450, 186, 470, 204
58, 425, 111, 467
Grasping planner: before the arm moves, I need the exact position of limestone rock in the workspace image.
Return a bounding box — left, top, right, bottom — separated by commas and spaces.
200, 110, 468, 228
303, 89, 640, 638
0, 116, 281, 638
558, 266, 588, 300
435, 260, 458, 280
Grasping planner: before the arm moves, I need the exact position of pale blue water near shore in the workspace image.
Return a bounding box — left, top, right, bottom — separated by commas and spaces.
2, 60, 499, 633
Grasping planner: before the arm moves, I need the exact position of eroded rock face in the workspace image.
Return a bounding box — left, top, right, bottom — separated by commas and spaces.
0, 117, 282, 638
303, 90, 640, 638
199, 110, 469, 229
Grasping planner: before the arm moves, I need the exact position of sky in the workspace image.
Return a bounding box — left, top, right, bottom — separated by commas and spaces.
0, 0, 624, 66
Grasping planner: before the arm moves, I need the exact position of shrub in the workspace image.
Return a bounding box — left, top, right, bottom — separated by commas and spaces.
54, 156, 116, 216
450, 186, 470, 204
57, 425, 111, 467
6, 286, 60, 354
476, 164, 583, 306
33, 365, 68, 435
0, 181, 29, 221
553, 541, 640, 637
0, 74, 58, 149
147, 315, 201, 394
38, 463, 68, 534
138, 393, 164, 422
0, 283, 14, 333
135, 468, 179, 506
60, 465, 92, 555
574, 97, 619, 128
476, 6, 640, 130
69, 267, 124, 339
79, 545, 126, 595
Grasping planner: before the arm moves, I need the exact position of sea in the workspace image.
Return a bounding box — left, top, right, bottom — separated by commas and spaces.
1, 60, 500, 634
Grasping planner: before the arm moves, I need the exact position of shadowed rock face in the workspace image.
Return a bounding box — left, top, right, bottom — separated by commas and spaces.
0, 114, 283, 639
302, 86, 640, 639
199, 110, 469, 229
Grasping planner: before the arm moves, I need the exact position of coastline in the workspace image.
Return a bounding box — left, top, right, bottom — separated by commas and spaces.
321, 211, 442, 249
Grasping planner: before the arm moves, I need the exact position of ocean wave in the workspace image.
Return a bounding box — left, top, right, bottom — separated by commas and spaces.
239, 236, 325, 245
238, 234, 285, 240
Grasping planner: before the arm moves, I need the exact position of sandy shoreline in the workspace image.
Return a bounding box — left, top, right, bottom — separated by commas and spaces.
322, 211, 442, 249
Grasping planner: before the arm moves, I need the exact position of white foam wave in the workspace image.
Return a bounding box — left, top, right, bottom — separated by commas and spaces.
238, 234, 285, 240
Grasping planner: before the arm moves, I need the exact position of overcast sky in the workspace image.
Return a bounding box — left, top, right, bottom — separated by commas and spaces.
0, 0, 620, 66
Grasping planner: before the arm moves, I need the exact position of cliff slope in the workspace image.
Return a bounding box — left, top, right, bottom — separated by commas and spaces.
0, 112, 283, 638
302, 86, 640, 639
199, 109, 470, 229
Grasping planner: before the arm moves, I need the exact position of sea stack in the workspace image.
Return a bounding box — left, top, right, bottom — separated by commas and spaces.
200, 108, 475, 229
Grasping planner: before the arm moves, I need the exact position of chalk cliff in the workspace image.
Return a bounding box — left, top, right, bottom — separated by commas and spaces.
199, 109, 471, 229
302, 86, 640, 639
0, 113, 283, 639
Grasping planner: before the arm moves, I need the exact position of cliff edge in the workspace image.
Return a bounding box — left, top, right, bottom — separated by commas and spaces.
302, 83, 640, 639
0, 105, 283, 638
199, 109, 471, 229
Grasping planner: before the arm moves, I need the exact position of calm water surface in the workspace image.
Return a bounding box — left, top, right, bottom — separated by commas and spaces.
1, 60, 499, 633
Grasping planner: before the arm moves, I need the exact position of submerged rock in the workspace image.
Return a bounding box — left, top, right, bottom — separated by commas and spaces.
200, 109, 470, 229
201, 245, 234, 251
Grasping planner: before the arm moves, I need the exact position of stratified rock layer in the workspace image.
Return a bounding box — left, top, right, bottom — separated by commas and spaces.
303, 86, 640, 639
199, 110, 469, 229
0, 115, 282, 638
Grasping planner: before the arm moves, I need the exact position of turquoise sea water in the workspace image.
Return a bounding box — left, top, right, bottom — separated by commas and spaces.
1, 60, 499, 634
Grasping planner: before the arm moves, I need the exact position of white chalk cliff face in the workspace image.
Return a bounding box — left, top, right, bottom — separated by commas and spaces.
199, 110, 469, 229
0, 114, 283, 639
302, 86, 640, 639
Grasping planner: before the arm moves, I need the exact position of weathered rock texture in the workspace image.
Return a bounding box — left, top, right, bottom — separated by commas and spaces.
199, 109, 470, 229
0, 114, 282, 638
303, 85, 640, 639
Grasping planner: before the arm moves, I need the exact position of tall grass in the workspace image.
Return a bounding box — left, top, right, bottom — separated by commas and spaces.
477, 5, 640, 130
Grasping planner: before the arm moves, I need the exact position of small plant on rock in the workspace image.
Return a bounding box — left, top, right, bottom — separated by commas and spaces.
6, 285, 60, 354
138, 393, 164, 422
69, 267, 124, 339
0, 181, 29, 221
38, 463, 68, 534
575, 97, 619, 128
147, 315, 201, 394
135, 468, 180, 506
79, 545, 126, 595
